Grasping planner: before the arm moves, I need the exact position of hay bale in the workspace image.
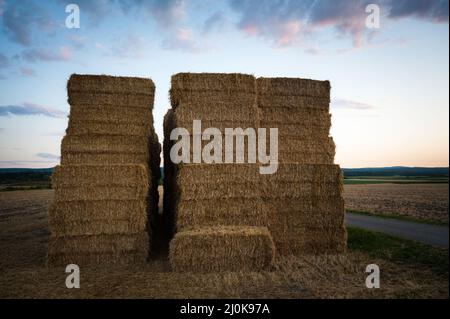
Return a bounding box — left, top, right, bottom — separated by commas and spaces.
68, 74, 155, 95
48, 232, 149, 254
61, 135, 150, 154
257, 77, 330, 99
274, 226, 347, 255
257, 107, 331, 125
257, 95, 330, 109
171, 73, 256, 108
169, 226, 275, 272
261, 164, 346, 256
50, 219, 148, 237
54, 186, 148, 201
61, 151, 150, 165
67, 120, 152, 137
51, 164, 150, 187
69, 105, 154, 125
176, 198, 266, 231
47, 251, 148, 267
68, 92, 154, 108
48, 200, 149, 236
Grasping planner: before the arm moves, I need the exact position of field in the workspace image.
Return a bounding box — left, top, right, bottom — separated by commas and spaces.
344, 183, 449, 224
0, 189, 447, 298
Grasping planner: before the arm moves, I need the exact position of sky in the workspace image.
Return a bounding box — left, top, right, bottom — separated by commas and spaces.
0, 0, 448, 168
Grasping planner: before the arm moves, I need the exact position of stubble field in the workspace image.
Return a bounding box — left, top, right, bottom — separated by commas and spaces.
0, 189, 447, 298
344, 183, 449, 224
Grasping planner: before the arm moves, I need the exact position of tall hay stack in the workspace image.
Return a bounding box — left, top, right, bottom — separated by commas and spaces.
47, 74, 160, 266
165, 73, 275, 272
257, 77, 346, 255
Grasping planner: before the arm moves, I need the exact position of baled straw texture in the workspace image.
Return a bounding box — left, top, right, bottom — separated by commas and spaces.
176, 198, 266, 231
48, 200, 149, 236
66, 120, 152, 137
257, 77, 330, 99
68, 105, 154, 125
48, 232, 149, 254
68, 74, 155, 96
61, 135, 150, 154
51, 164, 150, 187
170, 73, 256, 108
169, 226, 275, 272
47, 251, 148, 267
61, 151, 150, 165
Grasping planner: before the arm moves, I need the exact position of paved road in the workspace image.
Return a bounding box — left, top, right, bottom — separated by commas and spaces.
346, 213, 449, 248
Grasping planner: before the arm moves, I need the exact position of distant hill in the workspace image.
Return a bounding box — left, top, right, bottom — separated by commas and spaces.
0, 168, 54, 173
0, 167, 448, 186
342, 167, 448, 177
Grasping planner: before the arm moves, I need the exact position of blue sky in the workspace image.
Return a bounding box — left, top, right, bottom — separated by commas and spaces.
0, 0, 448, 168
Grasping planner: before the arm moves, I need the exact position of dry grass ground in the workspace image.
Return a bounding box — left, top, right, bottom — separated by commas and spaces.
344, 183, 449, 224
0, 189, 448, 298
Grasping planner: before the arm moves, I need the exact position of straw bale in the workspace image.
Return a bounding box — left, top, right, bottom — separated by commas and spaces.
51, 165, 149, 187
69, 105, 153, 125
171, 73, 256, 107
66, 120, 152, 137
259, 123, 330, 138
176, 198, 266, 231
257, 95, 330, 109
171, 73, 256, 92
68, 74, 155, 96
54, 185, 148, 201
257, 77, 330, 99
173, 163, 260, 182
48, 200, 148, 224
49, 219, 148, 237
261, 164, 342, 183
61, 135, 150, 154
61, 151, 150, 165
68, 92, 154, 108
48, 232, 149, 254
171, 92, 257, 108
169, 226, 275, 272
258, 107, 331, 125
277, 151, 335, 164
284, 227, 346, 250
47, 251, 148, 267
172, 102, 257, 121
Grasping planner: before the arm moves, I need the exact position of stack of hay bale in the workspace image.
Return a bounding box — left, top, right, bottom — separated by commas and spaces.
257, 77, 346, 255
47, 74, 160, 266
164, 73, 275, 272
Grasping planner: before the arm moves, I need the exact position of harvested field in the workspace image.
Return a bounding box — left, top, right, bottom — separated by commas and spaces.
0, 189, 447, 298
344, 183, 449, 224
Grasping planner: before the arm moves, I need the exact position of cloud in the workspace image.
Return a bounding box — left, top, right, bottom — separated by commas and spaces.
20, 67, 35, 77
2, 0, 54, 46
0, 53, 9, 69
388, 0, 448, 22
0, 160, 57, 168
162, 28, 205, 52
228, 0, 449, 48
21, 47, 73, 62
202, 11, 227, 34
108, 34, 147, 58
120, 0, 186, 28
36, 153, 60, 160
0, 102, 67, 118
69, 35, 88, 50
331, 98, 375, 110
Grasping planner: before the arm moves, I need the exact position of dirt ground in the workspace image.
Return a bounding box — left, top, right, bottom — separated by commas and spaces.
0, 189, 448, 298
344, 184, 449, 223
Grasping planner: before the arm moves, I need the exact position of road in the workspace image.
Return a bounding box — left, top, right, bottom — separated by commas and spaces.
345, 213, 449, 248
